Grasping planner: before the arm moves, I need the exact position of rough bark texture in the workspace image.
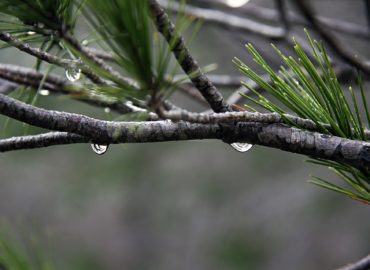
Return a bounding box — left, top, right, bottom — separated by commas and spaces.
149, 0, 232, 113
0, 132, 88, 152
0, 93, 369, 170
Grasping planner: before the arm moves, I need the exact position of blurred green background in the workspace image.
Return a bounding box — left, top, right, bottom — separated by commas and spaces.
0, 0, 369, 269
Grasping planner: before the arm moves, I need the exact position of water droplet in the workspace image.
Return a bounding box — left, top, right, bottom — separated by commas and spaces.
104, 107, 111, 113
91, 144, 109, 155
230, 142, 253, 153
39, 89, 50, 96
65, 67, 81, 82
27, 31, 36, 35
81, 39, 89, 46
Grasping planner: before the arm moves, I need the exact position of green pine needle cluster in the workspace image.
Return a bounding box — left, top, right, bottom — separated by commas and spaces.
234, 31, 370, 203
0, 223, 54, 270
0, 0, 75, 33
83, 0, 191, 101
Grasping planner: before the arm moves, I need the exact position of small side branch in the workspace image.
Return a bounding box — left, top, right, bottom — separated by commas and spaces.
0, 32, 104, 84
149, 0, 232, 113
0, 63, 157, 118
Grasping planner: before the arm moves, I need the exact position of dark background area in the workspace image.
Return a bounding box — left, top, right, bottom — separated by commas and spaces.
0, 0, 369, 269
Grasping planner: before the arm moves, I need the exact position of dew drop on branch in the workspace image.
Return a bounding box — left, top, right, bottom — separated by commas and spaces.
230, 142, 253, 153
65, 67, 81, 82
91, 144, 109, 155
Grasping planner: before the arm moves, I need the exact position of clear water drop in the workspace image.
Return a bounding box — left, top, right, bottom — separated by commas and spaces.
104, 107, 111, 113
91, 144, 109, 155
65, 67, 81, 82
27, 31, 36, 35
39, 89, 50, 96
230, 142, 253, 153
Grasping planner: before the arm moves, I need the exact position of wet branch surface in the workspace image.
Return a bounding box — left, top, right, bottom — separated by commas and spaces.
0, 93, 370, 172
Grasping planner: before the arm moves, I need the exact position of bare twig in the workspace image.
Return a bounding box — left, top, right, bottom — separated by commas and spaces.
295, 0, 370, 76
159, 0, 285, 39
82, 47, 115, 62
276, 0, 289, 33
192, 1, 370, 39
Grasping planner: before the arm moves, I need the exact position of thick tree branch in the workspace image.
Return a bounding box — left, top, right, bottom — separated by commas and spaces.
160, 109, 370, 139
0, 94, 370, 170
150, 0, 232, 113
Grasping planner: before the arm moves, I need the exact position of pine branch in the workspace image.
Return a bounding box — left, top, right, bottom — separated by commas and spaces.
0, 64, 158, 118
149, 0, 232, 113
0, 93, 370, 171
62, 33, 135, 87
226, 64, 355, 105
0, 132, 88, 152
0, 32, 103, 84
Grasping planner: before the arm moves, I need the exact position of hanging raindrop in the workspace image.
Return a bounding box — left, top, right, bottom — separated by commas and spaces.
91, 144, 109, 155
230, 142, 253, 153
65, 67, 81, 82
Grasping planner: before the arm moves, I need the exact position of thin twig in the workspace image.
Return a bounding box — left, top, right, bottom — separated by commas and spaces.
0, 64, 158, 118
295, 0, 370, 76
191, 1, 370, 39
0, 32, 104, 84
159, 0, 285, 39
0, 79, 18, 95
62, 33, 135, 88
365, 0, 370, 32
336, 253, 370, 270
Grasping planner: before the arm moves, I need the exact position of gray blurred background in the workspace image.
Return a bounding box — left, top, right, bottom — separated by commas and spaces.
0, 0, 370, 269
